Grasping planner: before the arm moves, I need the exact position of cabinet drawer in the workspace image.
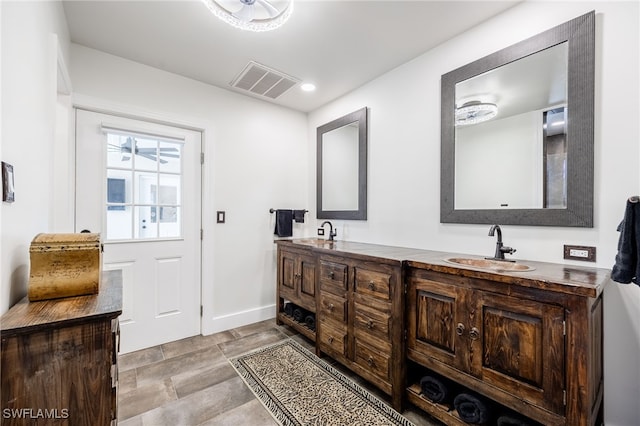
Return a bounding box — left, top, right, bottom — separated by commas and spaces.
354, 302, 391, 342
319, 292, 347, 324
319, 324, 347, 357
319, 260, 348, 294
354, 268, 391, 300
354, 338, 390, 381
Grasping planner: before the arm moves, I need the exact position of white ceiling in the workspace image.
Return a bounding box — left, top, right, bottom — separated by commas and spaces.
63, 0, 520, 113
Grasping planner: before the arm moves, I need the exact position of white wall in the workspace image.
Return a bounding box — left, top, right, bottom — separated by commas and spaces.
307, 2, 639, 424
69, 44, 309, 334
1, 1, 70, 312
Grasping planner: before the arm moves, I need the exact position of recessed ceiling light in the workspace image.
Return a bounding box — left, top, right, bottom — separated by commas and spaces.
301, 83, 316, 92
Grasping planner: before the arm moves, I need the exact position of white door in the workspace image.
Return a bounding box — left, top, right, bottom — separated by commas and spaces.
75, 109, 202, 353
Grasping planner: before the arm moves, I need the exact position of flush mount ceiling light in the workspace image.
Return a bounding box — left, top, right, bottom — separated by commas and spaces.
455, 101, 498, 126
201, 0, 293, 32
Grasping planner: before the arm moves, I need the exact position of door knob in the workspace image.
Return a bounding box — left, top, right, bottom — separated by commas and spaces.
456, 323, 465, 336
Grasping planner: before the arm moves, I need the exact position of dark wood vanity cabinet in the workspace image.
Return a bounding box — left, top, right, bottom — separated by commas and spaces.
316, 253, 405, 411
1, 271, 122, 426
276, 244, 318, 340
406, 267, 603, 426
275, 240, 606, 425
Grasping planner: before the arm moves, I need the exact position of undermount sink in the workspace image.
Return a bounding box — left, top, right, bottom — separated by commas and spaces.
445, 257, 535, 272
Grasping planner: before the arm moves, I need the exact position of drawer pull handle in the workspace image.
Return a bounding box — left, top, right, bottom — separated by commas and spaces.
368, 281, 375, 290
366, 320, 374, 329
328, 303, 334, 312
328, 337, 334, 344
456, 323, 465, 336
469, 327, 480, 341
329, 271, 335, 279
367, 356, 374, 367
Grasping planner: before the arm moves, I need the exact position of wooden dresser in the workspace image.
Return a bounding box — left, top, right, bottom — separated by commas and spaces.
1, 270, 122, 426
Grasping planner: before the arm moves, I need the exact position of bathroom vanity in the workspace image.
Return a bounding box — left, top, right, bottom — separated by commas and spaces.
275, 238, 607, 426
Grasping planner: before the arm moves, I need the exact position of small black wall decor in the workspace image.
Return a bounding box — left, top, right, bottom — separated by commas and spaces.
2, 162, 15, 203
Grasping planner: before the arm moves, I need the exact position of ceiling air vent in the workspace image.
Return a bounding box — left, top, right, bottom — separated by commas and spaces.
230, 61, 299, 99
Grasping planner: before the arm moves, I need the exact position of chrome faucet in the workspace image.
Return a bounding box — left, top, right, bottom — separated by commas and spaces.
319, 221, 337, 241
487, 225, 516, 261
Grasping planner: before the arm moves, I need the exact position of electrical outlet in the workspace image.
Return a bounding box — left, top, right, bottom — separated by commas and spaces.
563, 245, 596, 262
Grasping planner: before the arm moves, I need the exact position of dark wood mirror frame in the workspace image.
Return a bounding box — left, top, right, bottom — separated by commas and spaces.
317, 107, 368, 220
441, 11, 595, 227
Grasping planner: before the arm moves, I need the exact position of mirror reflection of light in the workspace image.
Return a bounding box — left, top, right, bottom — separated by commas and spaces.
455, 102, 498, 126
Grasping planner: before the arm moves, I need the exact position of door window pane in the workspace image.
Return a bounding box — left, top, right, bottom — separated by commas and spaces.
159, 207, 181, 238
135, 206, 159, 239
106, 206, 133, 240
107, 134, 133, 169
135, 172, 158, 204
107, 169, 132, 206
159, 174, 180, 205
159, 141, 182, 174
134, 138, 160, 171
105, 132, 183, 241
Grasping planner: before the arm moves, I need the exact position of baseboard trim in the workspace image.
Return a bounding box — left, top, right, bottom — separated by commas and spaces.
203, 304, 276, 335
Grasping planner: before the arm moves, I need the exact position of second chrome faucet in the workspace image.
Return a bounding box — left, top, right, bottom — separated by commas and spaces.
487, 225, 516, 261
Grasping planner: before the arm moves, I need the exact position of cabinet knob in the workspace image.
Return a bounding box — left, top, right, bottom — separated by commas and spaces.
367, 356, 374, 367
328, 303, 334, 312
366, 320, 374, 329
368, 281, 375, 290
456, 323, 465, 336
328, 336, 334, 344
329, 271, 335, 279
469, 327, 480, 341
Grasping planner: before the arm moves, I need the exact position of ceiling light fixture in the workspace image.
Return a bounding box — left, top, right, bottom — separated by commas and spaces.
201, 0, 294, 32
455, 101, 498, 126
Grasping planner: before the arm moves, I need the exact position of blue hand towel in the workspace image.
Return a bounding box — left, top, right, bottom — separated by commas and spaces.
611, 198, 640, 286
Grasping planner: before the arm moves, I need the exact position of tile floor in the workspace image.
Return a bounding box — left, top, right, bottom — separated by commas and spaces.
117, 319, 442, 425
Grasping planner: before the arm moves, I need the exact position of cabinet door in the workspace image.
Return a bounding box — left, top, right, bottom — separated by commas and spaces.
297, 253, 317, 310
474, 292, 566, 414
407, 276, 470, 372
278, 249, 297, 300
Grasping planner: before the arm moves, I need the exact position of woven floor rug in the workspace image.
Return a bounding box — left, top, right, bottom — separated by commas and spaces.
230, 339, 415, 426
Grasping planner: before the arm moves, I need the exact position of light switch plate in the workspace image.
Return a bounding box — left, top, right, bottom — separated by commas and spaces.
216, 211, 225, 223
317, 228, 325, 236
563, 245, 596, 262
